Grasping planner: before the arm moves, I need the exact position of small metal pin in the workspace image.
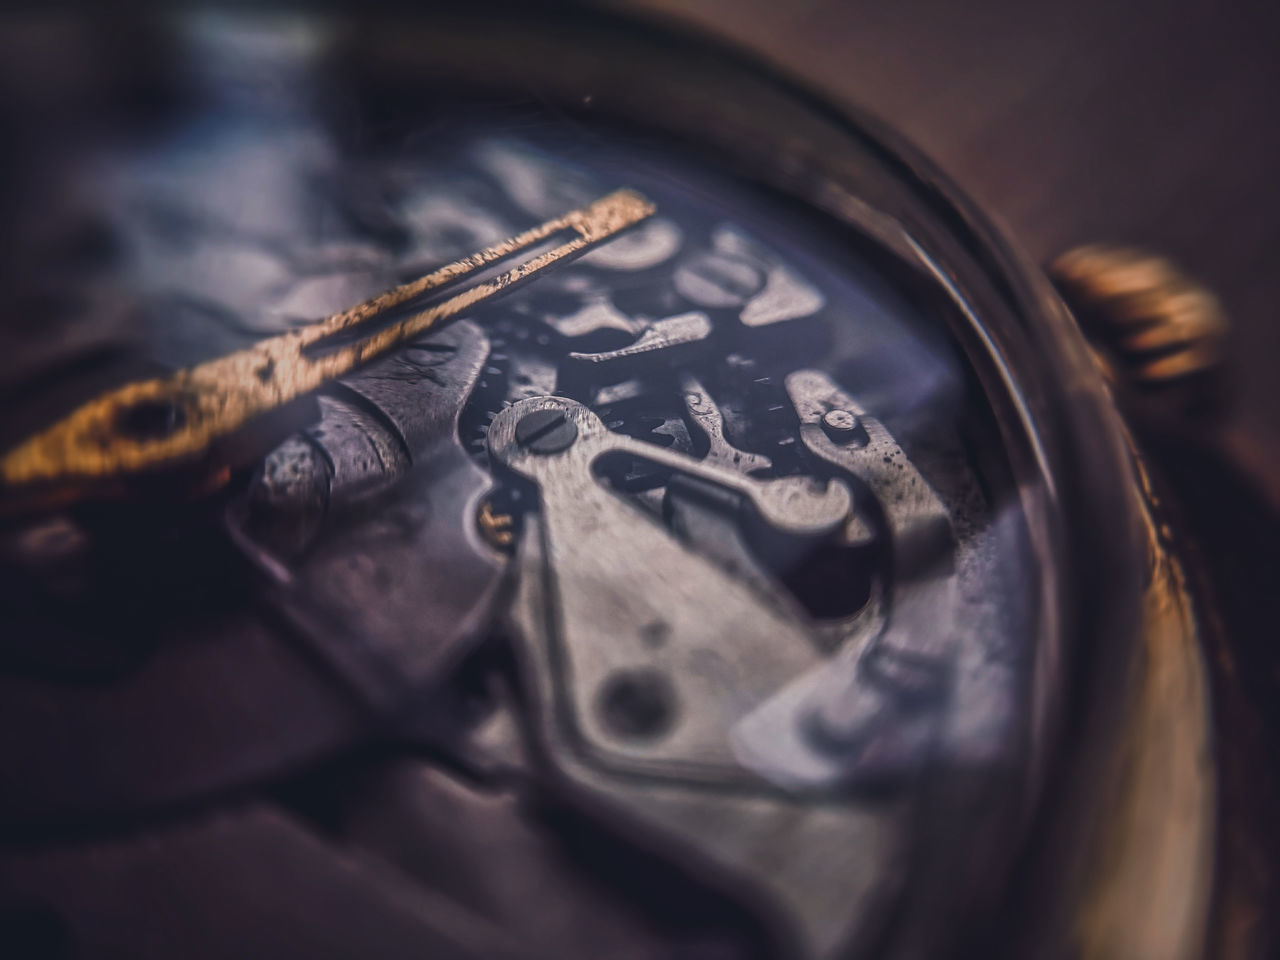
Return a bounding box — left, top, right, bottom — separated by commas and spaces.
821, 409, 864, 445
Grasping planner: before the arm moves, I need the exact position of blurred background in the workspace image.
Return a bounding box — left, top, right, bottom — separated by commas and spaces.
633, 0, 1280, 499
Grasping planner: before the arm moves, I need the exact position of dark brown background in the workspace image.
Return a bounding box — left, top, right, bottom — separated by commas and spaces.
633, 0, 1280, 500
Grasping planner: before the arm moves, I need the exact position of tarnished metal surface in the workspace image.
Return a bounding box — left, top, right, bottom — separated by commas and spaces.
0, 189, 654, 496
734, 370, 957, 788
227, 320, 506, 709
502, 511, 911, 960
489, 395, 850, 775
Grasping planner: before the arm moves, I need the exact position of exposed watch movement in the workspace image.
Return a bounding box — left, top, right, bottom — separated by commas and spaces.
0, 7, 1267, 960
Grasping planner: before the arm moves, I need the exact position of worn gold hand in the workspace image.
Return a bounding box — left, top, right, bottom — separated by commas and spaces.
0, 189, 654, 503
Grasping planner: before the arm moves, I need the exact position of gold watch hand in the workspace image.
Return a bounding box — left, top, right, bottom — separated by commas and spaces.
0, 188, 655, 498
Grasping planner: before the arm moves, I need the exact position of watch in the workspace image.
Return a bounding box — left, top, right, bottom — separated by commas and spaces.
0, 6, 1272, 959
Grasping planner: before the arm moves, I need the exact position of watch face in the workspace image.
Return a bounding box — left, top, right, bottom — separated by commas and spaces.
0, 10, 1131, 960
